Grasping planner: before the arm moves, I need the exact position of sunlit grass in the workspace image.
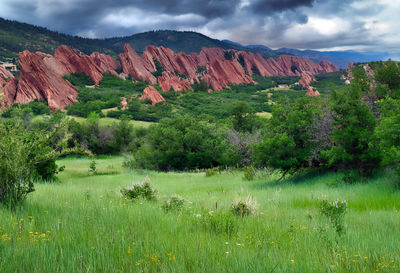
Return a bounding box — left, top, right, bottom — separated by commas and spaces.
0, 156, 399, 272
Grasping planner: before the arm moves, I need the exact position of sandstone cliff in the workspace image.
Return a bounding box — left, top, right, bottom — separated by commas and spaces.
2, 44, 338, 110
140, 86, 166, 105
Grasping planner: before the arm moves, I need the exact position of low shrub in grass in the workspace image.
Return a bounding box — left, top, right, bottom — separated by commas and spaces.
231, 196, 258, 217
318, 195, 348, 235
243, 166, 256, 181
205, 167, 219, 177
162, 194, 187, 213
196, 211, 237, 237
121, 177, 157, 201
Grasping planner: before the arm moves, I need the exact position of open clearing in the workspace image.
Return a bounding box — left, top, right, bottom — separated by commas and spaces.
0, 156, 399, 272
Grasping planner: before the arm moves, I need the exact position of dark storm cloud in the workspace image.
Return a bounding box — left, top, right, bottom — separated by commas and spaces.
0, 0, 398, 56
249, 0, 316, 14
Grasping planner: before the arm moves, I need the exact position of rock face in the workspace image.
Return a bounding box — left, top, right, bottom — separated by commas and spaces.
299, 71, 320, 97
13, 50, 78, 109
120, 44, 157, 84
203, 59, 255, 90
1, 79, 18, 107
1, 45, 126, 110
90, 52, 121, 77
140, 86, 165, 105
0, 65, 14, 87
55, 45, 104, 85
158, 71, 191, 92
2, 43, 338, 110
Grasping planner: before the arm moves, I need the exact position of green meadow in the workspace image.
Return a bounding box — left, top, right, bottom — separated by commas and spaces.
0, 156, 399, 272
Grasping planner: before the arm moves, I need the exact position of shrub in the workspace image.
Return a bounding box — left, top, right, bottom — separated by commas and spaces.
318, 195, 348, 235
231, 196, 258, 217
162, 194, 187, 213
121, 177, 157, 201
0, 117, 86, 208
243, 166, 256, 181
89, 160, 97, 175
205, 167, 219, 177
197, 211, 237, 236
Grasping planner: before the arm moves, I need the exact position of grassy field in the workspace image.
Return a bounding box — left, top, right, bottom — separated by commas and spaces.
31, 115, 154, 128
0, 156, 399, 272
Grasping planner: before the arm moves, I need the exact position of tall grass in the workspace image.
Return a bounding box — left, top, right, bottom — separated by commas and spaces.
0, 156, 399, 272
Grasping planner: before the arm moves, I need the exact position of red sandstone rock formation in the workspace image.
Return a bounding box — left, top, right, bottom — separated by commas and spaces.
14, 50, 78, 109
120, 44, 157, 84
299, 71, 320, 97
0, 65, 14, 87
90, 52, 121, 76
140, 86, 166, 105
2, 43, 338, 110
54, 45, 104, 85
158, 71, 191, 92
121, 97, 128, 110
203, 59, 255, 90
1, 78, 18, 107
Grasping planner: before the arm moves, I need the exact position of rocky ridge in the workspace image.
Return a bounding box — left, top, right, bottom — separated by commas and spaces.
1, 44, 338, 109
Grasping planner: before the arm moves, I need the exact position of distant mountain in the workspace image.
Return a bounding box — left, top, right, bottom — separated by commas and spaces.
220, 40, 390, 68
0, 17, 280, 62
276, 48, 390, 68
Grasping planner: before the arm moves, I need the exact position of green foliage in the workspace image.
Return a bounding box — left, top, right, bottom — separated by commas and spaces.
120, 177, 157, 201
230, 102, 258, 133
323, 83, 380, 176
253, 97, 326, 175
0, 116, 83, 207
238, 54, 245, 68
132, 115, 231, 171
231, 196, 258, 217
196, 211, 237, 236
89, 160, 97, 175
352, 66, 370, 92
243, 166, 256, 181
151, 59, 165, 78
224, 51, 235, 61
192, 79, 209, 92
64, 73, 94, 87
66, 74, 146, 118
196, 66, 206, 74
318, 195, 348, 235
1, 100, 50, 117
375, 61, 400, 91
205, 167, 219, 177
161, 194, 186, 213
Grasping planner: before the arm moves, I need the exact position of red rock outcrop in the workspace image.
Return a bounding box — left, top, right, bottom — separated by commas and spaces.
54, 45, 104, 85
140, 86, 165, 105
2, 43, 339, 110
299, 71, 320, 97
203, 59, 255, 90
121, 97, 128, 110
0, 65, 14, 87
1, 78, 18, 107
158, 71, 191, 92
120, 44, 157, 84
90, 52, 121, 76
14, 50, 78, 109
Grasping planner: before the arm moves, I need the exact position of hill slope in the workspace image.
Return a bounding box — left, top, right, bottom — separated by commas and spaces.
0, 17, 280, 62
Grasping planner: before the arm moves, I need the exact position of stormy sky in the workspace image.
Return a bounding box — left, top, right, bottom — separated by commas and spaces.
0, 0, 399, 57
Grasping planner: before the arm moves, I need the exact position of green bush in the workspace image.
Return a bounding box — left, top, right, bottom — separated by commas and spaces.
197, 211, 237, 237
243, 166, 256, 181
120, 177, 157, 201
0, 117, 83, 208
318, 195, 348, 235
162, 194, 187, 213
231, 196, 258, 217
132, 115, 231, 171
